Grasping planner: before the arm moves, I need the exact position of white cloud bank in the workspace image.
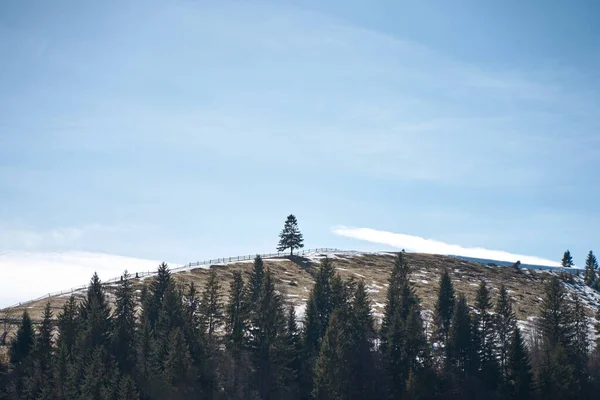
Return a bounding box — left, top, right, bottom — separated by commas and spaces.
0, 251, 174, 308
333, 227, 562, 267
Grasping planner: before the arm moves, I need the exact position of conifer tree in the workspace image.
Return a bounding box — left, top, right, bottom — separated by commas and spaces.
55, 295, 79, 398
200, 270, 223, 342
572, 297, 590, 389
146, 262, 173, 330
313, 280, 377, 399
27, 303, 55, 399
433, 268, 456, 346
506, 327, 533, 400
495, 284, 516, 379
117, 375, 140, 400
225, 271, 247, 358
79, 347, 118, 400
78, 272, 112, 353
163, 327, 196, 397
303, 258, 339, 355
538, 276, 574, 350
446, 294, 476, 377
380, 251, 416, 352
112, 270, 137, 375
474, 280, 500, 390
585, 251, 598, 286
248, 255, 265, 305
250, 269, 289, 399
562, 250, 575, 269
283, 305, 302, 399
10, 310, 35, 366
277, 214, 304, 256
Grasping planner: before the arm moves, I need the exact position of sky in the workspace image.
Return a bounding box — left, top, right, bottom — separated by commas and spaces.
1, 0, 599, 305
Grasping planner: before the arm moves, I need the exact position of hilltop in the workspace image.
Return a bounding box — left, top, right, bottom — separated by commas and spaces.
2, 250, 599, 341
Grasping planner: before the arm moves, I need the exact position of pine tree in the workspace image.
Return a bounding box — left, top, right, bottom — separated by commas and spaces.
474, 281, 500, 391
313, 280, 378, 399
117, 375, 140, 400
433, 268, 456, 347
225, 270, 247, 358
446, 294, 476, 377
380, 251, 416, 353
200, 270, 223, 342
277, 214, 304, 256
248, 255, 265, 305
283, 305, 302, 399
506, 327, 533, 400
537, 344, 577, 400
585, 251, 598, 286
9, 310, 35, 366
495, 284, 516, 379
55, 296, 79, 398
163, 327, 196, 396
112, 270, 137, 375
538, 276, 574, 350
146, 262, 173, 330
78, 272, 112, 353
79, 347, 117, 400
572, 297, 590, 390
562, 250, 575, 269
249, 269, 289, 399
27, 303, 55, 399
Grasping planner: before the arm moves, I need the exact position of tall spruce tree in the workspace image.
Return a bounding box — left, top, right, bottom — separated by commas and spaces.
55, 295, 79, 398
433, 268, 456, 347
225, 271, 247, 358
562, 250, 575, 269
495, 284, 516, 379
146, 262, 173, 330
78, 272, 112, 353
572, 297, 590, 390
10, 310, 35, 366
585, 251, 598, 287
250, 269, 289, 399
506, 327, 533, 400
277, 214, 304, 256
283, 305, 302, 399
163, 327, 196, 397
27, 302, 55, 399
446, 294, 476, 377
112, 270, 137, 375
248, 255, 265, 305
200, 270, 223, 342
474, 281, 500, 391
313, 280, 377, 400
538, 276, 574, 350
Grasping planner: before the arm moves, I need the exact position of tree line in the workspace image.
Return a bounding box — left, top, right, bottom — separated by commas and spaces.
1, 252, 600, 399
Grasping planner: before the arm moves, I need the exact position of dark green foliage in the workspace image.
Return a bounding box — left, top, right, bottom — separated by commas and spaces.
562, 250, 574, 269
200, 270, 223, 341
112, 270, 137, 375
9, 310, 35, 366
584, 250, 598, 286
277, 214, 304, 256
446, 294, 477, 377
495, 284, 516, 379
474, 281, 500, 390
225, 270, 247, 358
538, 276, 574, 349
78, 272, 112, 353
506, 327, 533, 400
248, 255, 265, 305
433, 268, 456, 348
248, 269, 289, 399
313, 280, 378, 400
5, 253, 600, 400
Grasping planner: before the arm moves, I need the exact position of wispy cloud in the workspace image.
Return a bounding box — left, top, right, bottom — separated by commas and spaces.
0, 223, 148, 250
0, 251, 174, 308
333, 227, 561, 267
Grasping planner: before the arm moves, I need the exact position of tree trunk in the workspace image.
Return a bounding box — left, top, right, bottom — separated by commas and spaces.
290, 248, 293, 257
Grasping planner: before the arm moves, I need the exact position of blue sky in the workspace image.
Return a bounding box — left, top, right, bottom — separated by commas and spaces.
1, 0, 599, 303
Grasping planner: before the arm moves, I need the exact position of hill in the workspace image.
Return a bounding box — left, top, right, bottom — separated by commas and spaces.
2, 250, 599, 342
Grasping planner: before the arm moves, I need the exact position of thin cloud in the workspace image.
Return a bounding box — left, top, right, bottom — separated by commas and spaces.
333, 227, 561, 267
0, 251, 173, 308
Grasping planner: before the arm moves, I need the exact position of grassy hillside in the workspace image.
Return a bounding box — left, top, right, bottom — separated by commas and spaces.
2, 251, 599, 341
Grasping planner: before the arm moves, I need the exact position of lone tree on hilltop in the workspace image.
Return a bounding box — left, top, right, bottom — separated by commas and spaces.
277, 214, 304, 256
562, 250, 574, 269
